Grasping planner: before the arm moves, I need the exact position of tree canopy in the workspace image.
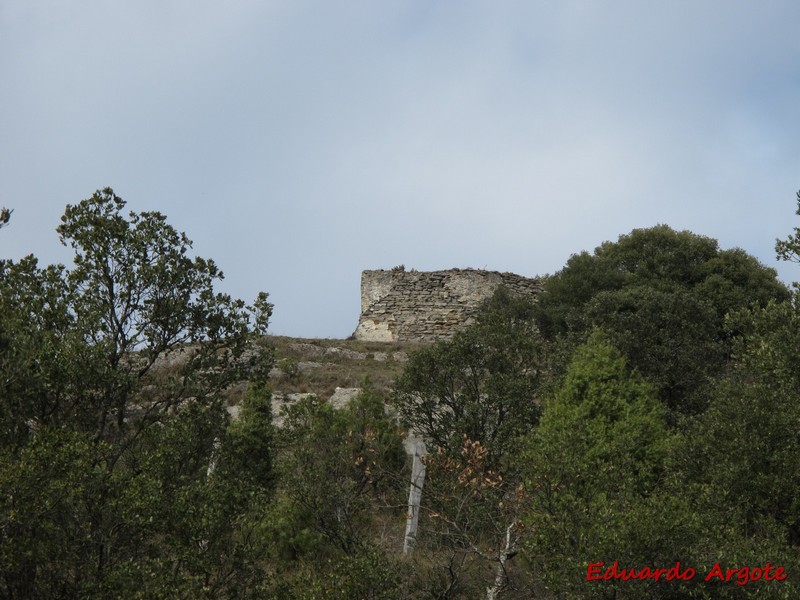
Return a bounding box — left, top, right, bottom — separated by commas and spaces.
0, 189, 274, 598
533, 224, 790, 414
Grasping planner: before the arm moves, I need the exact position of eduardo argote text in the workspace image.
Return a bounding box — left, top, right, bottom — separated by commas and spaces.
587, 561, 788, 586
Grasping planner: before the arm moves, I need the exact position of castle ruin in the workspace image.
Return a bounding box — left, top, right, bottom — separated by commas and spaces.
353, 268, 542, 342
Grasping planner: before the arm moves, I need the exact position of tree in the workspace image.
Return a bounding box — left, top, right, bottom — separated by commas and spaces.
261, 386, 406, 598
55, 188, 271, 444
668, 300, 800, 598
0, 188, 274, 597
395, 287, 546, 466
269, 386, 405, 558
582, 285, 722, 414
520, 331, 677, 598
775, 190, 800, 268
394, 289, 547, 598
533, 225, 789, 414
0, 255, 76, 448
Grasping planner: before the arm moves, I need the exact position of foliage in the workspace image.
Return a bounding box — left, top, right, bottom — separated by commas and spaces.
583, 285, 722, 414
395, 287, 546, 466
0, 189, 273, 598
0, 255, 77, 447
266, 386, 406, 560
406, 436, 533, 599
533, 224, 789, 413
647, 298, 800, 599
775, 190, 800, 268
267, 546, 404, 600
7, 188, 800, 598
259, 385, 407, 597
520, 331, 675, 597
394, 289, 548, 597
0, 428, 99, 597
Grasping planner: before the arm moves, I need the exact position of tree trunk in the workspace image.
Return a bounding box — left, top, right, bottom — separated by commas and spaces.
403, 436, 426, 553
486, 520, 518, 600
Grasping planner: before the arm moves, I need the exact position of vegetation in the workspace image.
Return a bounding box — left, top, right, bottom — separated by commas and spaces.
533, 224, 790, 415
521, 332, 675, 597
0, 189, 273, 597
266, 335, 423, 399
3, 187, 800, 598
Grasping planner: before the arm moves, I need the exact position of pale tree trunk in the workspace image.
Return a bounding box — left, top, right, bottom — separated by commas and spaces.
403, 436, 426, 553
486, 520, 518, 600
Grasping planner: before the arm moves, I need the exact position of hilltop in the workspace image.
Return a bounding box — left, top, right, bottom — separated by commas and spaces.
228, 336, 426, 416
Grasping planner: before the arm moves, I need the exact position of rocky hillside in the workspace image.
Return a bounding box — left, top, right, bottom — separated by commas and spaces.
225, 335, 426, 423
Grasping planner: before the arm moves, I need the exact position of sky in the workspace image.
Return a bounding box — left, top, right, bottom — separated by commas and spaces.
1, 1, 799, 338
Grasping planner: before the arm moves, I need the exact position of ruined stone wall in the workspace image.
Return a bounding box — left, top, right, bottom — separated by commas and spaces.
353, 268, 542, 342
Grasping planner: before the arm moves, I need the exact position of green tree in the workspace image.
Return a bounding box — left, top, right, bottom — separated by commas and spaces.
395, 287, 546, 465
775, 190, 800, 269
268, 386, 405, 558
394, 289, 547, 598
0, 255, 76, 448
583, 285, 722, 414
261, 386, 406, 598
533, 225, 789, 414
0, 188, 274, 598
520, 331, 677, 598
668, 299, 800, 598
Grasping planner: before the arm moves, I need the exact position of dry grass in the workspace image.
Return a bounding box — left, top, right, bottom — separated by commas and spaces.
264, 335, 428, 400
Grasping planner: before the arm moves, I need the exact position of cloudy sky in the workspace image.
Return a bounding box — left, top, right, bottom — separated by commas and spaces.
2, 1, 799, 338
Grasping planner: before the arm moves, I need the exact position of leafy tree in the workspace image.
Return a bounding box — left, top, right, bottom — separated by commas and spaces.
395, 287, 546, 466
583, 286, 722, 414
394, 289, 548, 598
267, 386, 405, 559
676, 190, 800, 555
0, 188, 273, 598
533, 225, 789, 414
54, 189, 271, 444
0, 255, 77, 447
667, 299, 800, 598
402, 435, 535, 599
0, 428, 100, 597
261, 385, 406, 598
520, 331, 677, 598
266, 546, 404, 600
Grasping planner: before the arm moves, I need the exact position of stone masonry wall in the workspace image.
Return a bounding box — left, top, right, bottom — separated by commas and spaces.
353, 268, 542, 342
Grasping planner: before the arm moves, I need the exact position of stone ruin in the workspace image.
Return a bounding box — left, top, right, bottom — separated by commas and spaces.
353, 267, 542, 342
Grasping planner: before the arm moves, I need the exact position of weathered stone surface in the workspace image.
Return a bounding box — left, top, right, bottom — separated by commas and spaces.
353, 319, 395, 343
329, 387, 361, 409
392, 351, 409, 363
353, 268, 541, 342
270, 392, 316, 427
325, 347, 367, 360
